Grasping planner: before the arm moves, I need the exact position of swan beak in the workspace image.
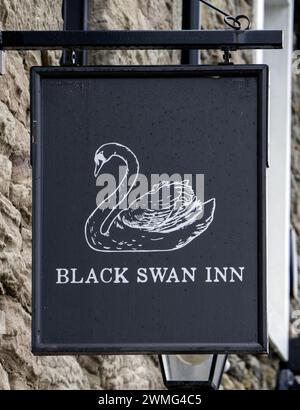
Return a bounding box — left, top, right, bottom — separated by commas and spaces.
94, 161, 104, 178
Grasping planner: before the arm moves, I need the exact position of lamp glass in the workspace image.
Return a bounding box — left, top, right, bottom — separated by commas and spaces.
161, 354, 227, 389
162, 354, 213, 382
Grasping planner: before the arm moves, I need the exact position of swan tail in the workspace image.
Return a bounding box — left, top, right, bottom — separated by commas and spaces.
192, 198, 215, 232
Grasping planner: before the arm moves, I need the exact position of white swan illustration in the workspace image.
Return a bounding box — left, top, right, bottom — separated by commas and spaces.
84, 143, 216, 252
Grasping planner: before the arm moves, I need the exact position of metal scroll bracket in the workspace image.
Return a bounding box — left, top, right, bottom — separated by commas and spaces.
199, 0, 251, 31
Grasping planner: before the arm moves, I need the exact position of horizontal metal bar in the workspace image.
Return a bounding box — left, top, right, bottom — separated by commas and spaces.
0, 30, 283, 50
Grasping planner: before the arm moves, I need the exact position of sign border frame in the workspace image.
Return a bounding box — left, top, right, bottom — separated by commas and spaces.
31, 65, 268, 355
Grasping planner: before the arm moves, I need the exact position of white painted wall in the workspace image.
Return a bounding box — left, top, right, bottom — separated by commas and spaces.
254, 0, 294, 360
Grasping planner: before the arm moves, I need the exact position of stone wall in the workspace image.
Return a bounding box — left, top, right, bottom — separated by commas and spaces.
89, 0, 181, 65
0, 0, 176, 391
0, 0, 295, 390
0, 0, 91, 390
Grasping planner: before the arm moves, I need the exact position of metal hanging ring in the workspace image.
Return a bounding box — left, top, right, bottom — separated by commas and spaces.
224, 16, 241, 30
235, 15, 251, 30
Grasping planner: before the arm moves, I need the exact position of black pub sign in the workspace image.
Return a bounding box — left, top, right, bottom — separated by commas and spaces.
31, 65, 268, 353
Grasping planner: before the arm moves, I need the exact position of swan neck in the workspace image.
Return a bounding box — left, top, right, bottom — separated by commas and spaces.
100, 147, 139, 235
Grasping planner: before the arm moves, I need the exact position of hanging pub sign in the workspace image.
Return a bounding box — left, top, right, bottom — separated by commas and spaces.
31, 65, 268, 354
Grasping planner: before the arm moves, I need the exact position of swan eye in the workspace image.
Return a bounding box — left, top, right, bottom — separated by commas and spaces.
95, 151, 105, 163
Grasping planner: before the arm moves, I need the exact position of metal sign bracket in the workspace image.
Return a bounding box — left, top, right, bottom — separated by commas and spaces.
61, 0, 89, 66
0, 30, 283, 53
0, 0, 282, 393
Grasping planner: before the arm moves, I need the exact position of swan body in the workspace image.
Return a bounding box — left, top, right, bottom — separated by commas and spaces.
85, 143, 215, 252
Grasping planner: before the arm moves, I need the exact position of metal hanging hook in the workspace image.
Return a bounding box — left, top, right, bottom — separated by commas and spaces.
222, 48, 232, 64
199, 0, 251, 30
71, 49, 77, 65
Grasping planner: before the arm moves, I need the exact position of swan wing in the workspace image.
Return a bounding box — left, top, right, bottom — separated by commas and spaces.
118, 180, 214, 234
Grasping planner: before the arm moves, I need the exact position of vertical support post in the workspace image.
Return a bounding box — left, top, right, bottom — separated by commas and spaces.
296, 2, 300, 49
62, 0, 89, 66
0, 50, 5, 75
181, 0, 200, 64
